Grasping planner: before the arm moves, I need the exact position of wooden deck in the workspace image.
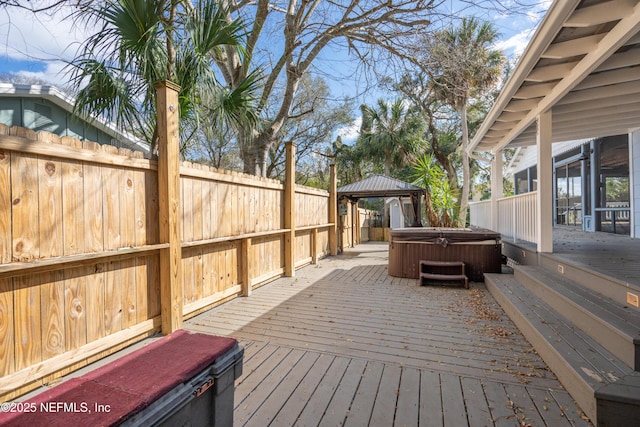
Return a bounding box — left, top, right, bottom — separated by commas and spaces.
186, 242, 592, 426
506, 226, 640, 288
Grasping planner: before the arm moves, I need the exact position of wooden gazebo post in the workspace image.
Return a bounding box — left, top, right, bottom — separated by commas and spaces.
155, 81, 183, 334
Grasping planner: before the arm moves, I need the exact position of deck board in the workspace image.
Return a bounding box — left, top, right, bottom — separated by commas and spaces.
318, 358, 367, 427
482, 380, 517, 427
185, 242, 592, 426
369, 364, 400, 427
440, 373, 468, 426
343, 361, 383, 427
461, 377, 492, 427
394, 367, 420, 427
419, 370, 443, 427
270, 353, 333, 427
295, 356, 350, 426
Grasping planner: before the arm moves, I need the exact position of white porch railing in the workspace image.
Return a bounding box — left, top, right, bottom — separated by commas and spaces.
468, 199, 492, 230
469, 191, 538, 244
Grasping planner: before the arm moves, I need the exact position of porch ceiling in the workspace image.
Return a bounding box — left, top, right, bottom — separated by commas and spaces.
470, 0, 640, 154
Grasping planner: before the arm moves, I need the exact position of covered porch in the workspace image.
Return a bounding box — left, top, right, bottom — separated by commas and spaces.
467, 2, 640, 424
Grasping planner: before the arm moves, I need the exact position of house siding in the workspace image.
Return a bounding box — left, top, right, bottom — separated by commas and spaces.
0, 87, 148, 155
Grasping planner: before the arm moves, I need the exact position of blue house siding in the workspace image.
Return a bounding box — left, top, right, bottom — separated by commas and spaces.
0, 96, 123, 147
0, 84, 149, 155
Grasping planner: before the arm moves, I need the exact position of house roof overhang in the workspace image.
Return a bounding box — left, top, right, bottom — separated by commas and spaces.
469, 0, 640, 155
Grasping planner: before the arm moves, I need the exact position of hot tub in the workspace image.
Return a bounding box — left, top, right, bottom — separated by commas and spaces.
388, 227, 502, 282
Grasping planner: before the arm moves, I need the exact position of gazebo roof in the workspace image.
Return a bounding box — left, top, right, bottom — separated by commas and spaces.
337, 174, 424, 200
469, 0, 640, 154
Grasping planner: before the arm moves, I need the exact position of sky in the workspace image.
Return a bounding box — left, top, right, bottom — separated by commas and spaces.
0, 0, 552, 140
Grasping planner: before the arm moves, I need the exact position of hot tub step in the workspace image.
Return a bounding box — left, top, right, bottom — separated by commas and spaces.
419, 260, 469, 289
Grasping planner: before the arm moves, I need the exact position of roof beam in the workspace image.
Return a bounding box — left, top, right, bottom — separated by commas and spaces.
554, 103, 640, 124
490, 121, 520, 130
525, 62, 579, 82
513, 82, 558, 99
495, 111, 528, 122
504, 98, 541, 112
563, 0, 636, 27
550, 120, 639, 140
541, 33, 607, 59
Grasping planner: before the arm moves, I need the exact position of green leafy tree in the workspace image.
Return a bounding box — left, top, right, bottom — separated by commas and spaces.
358, 98, 425, 176
424, 17, 505, 226
68, 0, 260, 155
411, 154, 458, 227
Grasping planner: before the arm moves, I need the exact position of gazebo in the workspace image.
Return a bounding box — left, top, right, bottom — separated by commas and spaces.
335, 175, 424, 248
337, 174, 424, 227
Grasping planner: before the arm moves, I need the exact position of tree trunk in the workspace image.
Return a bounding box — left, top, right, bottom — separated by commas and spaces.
457, 105, 471, 227
423, 191, 441, 227
425, 107, 459, 197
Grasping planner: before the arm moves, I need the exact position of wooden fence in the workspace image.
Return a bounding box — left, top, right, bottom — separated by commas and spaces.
0, 123, 335, 400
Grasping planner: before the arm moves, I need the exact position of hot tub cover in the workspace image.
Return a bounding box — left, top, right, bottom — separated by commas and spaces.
390, 227, 501, 246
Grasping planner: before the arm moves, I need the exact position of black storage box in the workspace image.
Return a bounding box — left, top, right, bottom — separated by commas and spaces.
124, 341, 243, 426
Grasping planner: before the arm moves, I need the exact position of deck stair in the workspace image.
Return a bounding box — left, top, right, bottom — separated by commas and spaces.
419, 260, 469, 289
485, 264, 640, 426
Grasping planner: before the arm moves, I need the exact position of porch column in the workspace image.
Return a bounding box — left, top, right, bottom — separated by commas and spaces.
536, 110, 553, 253
631, 129, 640, 238
491, 151, 503, 232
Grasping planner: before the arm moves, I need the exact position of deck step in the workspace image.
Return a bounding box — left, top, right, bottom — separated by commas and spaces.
515, 265, 640, 371
419, 260, 468, 288
485, 273, 640, 426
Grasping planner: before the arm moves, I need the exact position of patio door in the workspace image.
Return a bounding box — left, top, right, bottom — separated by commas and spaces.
555, 161, 583, 226
595, 136, 630, 234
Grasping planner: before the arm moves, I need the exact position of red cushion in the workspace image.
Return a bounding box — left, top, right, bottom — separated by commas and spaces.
0, 330, 237, 426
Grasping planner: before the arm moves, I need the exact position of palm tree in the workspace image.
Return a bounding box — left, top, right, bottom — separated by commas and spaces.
426, 18, 505, 226
358, 98, 424, 176
68, 0, 260, 156
411, 153, 458, 227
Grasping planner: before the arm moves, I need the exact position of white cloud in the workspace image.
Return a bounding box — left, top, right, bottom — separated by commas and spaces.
336, 117, 362, 144
0, 5, 89, 82
495, 27, 536, 58
11, 62, 71, 88
1, 6, 87, 59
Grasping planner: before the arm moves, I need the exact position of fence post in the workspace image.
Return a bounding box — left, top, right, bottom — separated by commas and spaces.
284, 142, 296, 276
241, 237, 252, 296
329, 164, 338, 255
155, 81, 183, 334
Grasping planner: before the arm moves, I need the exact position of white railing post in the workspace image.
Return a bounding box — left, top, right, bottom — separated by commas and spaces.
491, 152, 503, 232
